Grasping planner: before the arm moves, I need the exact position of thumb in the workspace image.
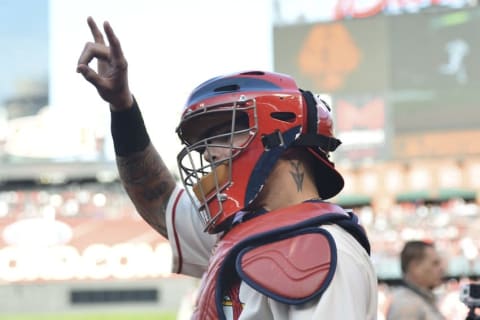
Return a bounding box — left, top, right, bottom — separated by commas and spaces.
77, 64, 101, 86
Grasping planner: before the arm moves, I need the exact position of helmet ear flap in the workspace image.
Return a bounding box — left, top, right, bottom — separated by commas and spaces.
296, 90, 344, 199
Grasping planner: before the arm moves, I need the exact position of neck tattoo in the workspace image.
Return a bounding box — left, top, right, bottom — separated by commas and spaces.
289, 160, 304, 192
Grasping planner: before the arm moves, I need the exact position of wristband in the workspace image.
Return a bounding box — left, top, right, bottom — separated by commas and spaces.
111, 96, 151, 156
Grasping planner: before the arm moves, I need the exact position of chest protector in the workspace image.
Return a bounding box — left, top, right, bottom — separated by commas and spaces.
191, 201, 370, 320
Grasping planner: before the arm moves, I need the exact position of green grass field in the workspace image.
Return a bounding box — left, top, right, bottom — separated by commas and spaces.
1, 312, 177, 320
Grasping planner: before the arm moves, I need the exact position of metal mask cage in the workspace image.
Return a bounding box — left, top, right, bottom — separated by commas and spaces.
176, 98, 258, 230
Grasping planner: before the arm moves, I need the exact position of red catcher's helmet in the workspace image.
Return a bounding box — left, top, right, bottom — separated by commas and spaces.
176, 71, 343, 233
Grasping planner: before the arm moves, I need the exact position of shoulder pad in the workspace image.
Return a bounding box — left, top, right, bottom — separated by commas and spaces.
235, 228, 337, 305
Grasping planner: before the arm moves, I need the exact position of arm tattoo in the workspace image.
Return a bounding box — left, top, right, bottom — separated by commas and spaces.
116, 144, 175, 238
289, 160, 304, 192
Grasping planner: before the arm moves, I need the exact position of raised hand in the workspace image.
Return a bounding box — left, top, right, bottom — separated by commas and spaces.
77, 16, 133, 111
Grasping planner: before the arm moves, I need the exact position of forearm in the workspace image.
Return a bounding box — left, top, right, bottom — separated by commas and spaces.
111, 97, 175, 238
116, 144, 175, 238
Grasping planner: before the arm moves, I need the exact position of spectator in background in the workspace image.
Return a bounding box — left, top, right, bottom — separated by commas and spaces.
387, 240, 446, 320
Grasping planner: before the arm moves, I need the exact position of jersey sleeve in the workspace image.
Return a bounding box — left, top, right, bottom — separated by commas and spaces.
165, 184, 220, 278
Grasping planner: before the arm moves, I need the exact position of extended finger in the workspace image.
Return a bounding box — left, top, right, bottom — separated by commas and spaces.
87, 16, 105, 45
103, 21, 125, 60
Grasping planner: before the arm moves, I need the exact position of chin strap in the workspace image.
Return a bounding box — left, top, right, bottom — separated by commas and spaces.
292, 133, 341, 152
262, 129, 341, 155
246, 126, 301, 205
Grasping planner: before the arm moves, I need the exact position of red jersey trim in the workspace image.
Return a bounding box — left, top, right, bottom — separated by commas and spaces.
172, 189, 185, 274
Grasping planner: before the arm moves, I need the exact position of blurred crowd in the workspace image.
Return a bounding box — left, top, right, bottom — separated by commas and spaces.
0, 182, 137, 221
359, 199, 480, 279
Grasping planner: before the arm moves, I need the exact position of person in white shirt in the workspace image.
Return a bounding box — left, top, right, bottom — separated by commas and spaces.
77, 16, 378, 320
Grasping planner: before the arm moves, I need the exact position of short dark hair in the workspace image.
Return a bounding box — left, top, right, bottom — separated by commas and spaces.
400, 240, 434, 274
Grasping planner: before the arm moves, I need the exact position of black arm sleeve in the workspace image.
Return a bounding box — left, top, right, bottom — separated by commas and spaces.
111, 96, 151, 156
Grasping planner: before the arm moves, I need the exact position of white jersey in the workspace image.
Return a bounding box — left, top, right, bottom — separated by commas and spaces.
166, 185, 378, 320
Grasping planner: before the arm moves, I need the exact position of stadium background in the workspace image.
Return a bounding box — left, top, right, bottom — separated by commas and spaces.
1, 0, 480, 319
